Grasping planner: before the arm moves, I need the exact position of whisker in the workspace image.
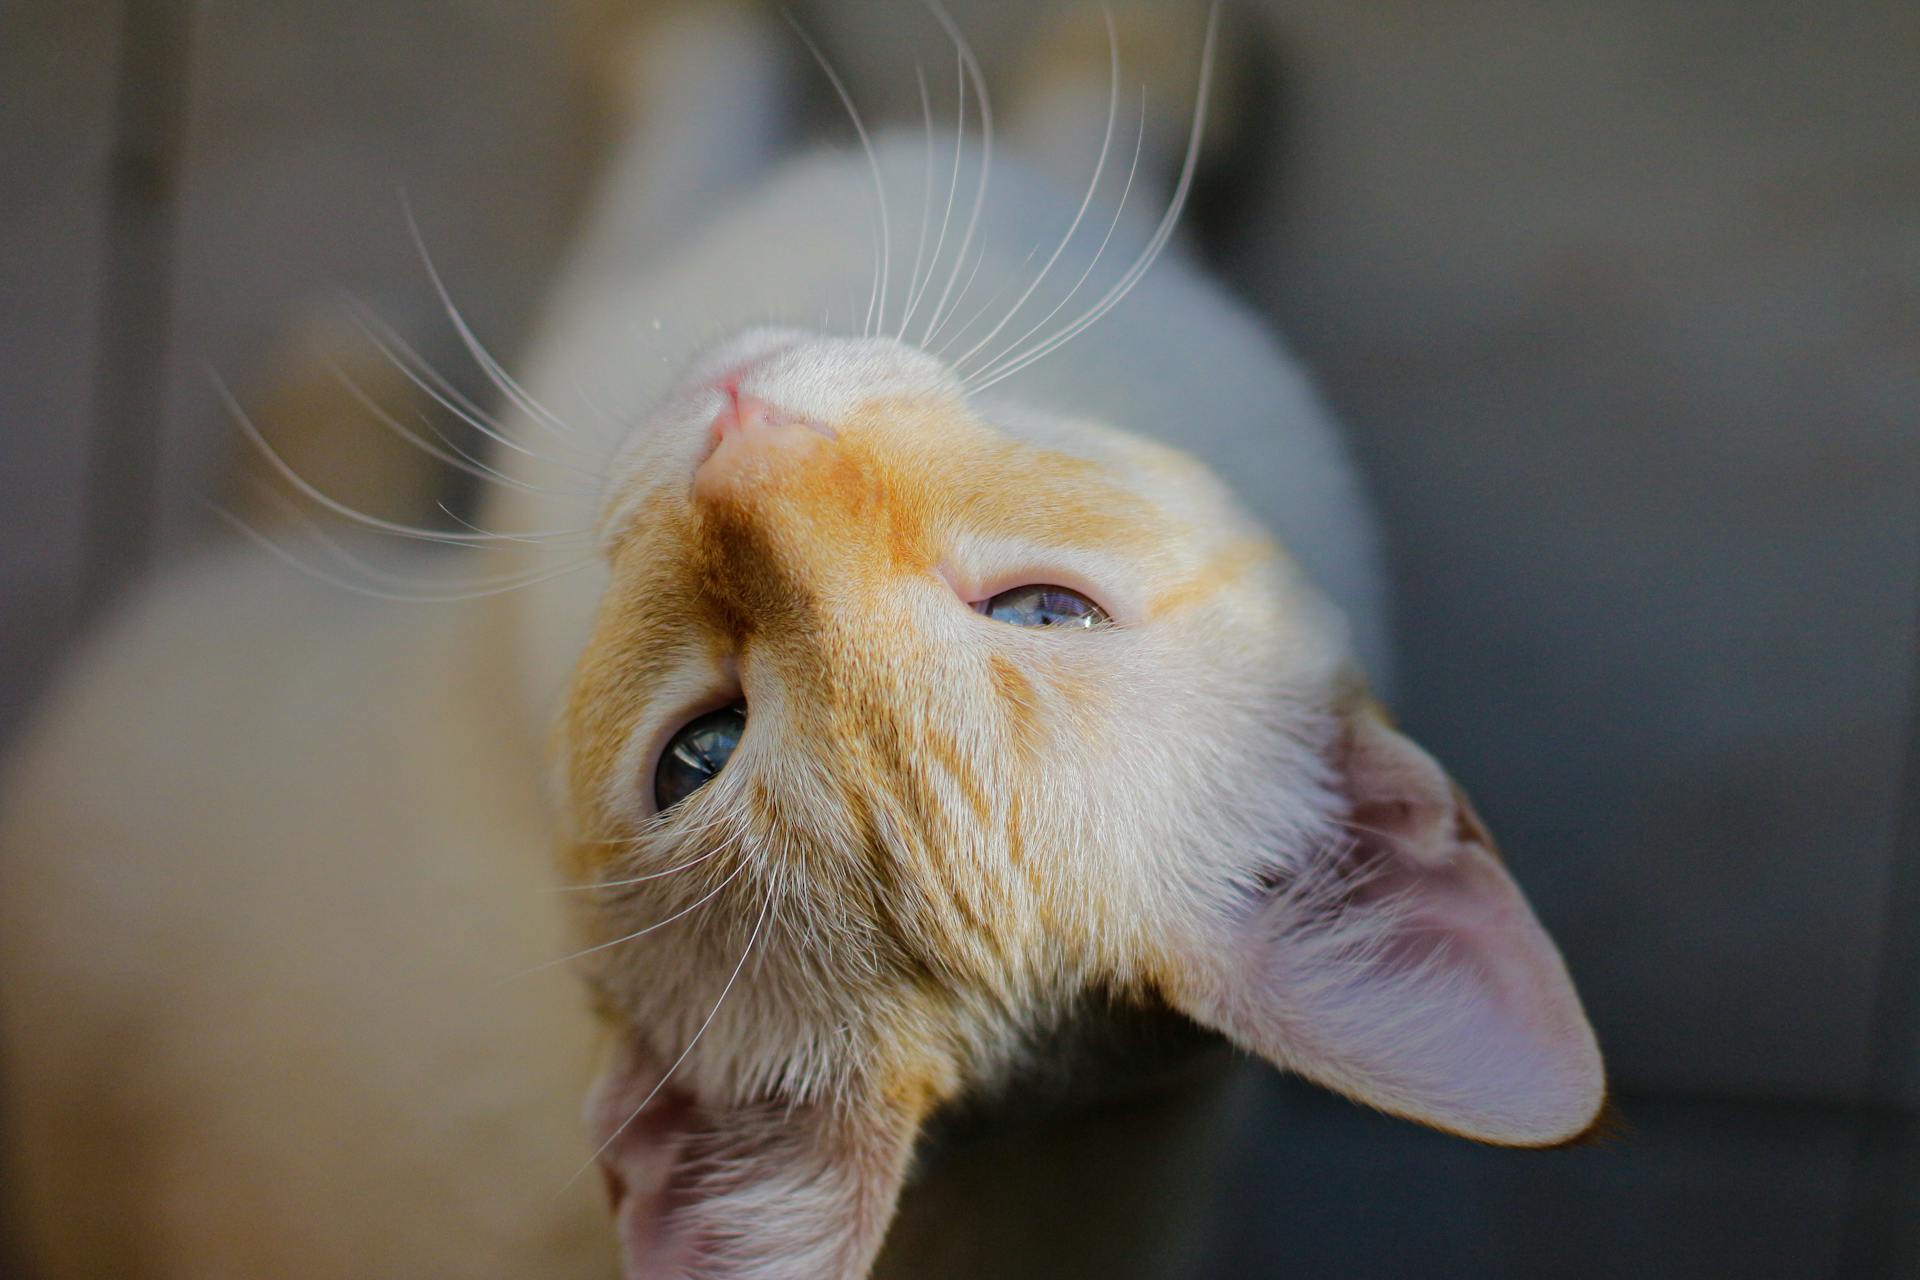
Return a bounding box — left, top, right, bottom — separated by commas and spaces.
919, 0, 993, 346
895, 61, 937, 342
560, 886, 776, 1197
925, 237, 990, 351
343, 301, 604, 481
901, 47, 966, 339
510, 851, 757, 980
948, 8, 1120, 374
347, 301, 521, 434
239, 481, 586, 594
431, 501, 576, 546
929, 243, 1041, 358
965, 3, 1219, 394
961, 90, 1146, 385
558, 805, 742, 857
212, 370, 590, 547
401, 193, 583, 444
206, 500, 593, 603
1329, 816, 1427, 854
564, 375, 628, 447
321, 351, 597, 500
784, 15, 890, 339
551, 826, 749, 894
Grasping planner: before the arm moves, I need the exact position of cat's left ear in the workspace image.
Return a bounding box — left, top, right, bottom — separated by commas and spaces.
585, 1038, 922, 1279
1160, 697, 1605, 1146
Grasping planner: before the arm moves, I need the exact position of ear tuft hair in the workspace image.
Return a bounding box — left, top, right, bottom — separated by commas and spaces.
1161, 700, 1605, 1147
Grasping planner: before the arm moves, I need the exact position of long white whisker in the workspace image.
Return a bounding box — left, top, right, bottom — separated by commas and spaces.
347, 300, 521, 434
549, 826, 748, 893
964, 91, 1145, 384
206, 501, 592, 603
785, 16, 890, 339
923, 236, 994, 351
966, 4, 1219, 394
949, 8, 1119, 374
560, 887, 775, 1197
401, 194, 581, 443
568, 375, 631, 446
212, 371, 588, 547
432, 501, 577, 546
511, 851, 756, 979
239, 482, 585, 594
901, 47, 966, 340
895, 62, 937, 341
562, 800, 747, 855
919, 0, 992, 345
343, 302, 604, 480
321, 352, 596, 500
929, 243, 1041, 358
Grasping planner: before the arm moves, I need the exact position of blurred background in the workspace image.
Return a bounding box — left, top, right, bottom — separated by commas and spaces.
3, 0, 1916, 1275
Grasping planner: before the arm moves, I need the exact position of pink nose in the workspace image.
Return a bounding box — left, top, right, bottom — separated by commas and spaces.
691, 391, 837, 502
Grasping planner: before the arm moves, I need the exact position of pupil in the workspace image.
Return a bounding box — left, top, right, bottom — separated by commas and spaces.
654, 704, 746, 812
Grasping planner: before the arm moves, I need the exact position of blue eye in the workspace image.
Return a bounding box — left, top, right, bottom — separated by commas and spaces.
654, 704, 746, 811
975, 584, 1109, 629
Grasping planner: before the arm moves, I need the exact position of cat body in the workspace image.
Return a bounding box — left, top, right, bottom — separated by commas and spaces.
1, 10, 1599, 1278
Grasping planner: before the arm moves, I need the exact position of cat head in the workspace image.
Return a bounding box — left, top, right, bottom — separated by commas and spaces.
557, 327, 1603, 1275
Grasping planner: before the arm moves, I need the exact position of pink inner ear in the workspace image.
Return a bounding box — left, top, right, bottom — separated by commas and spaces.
1168, 712, 1605, 1147
585, 1050, 707, 1277
584, 1040, 922, 1279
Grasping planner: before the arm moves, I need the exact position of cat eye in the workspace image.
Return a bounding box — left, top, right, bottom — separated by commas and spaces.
655, 704, 746, 812
974, 584, 1109, 629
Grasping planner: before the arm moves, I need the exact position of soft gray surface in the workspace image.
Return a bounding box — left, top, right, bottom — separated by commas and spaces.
0, 0, 120, 731
148, 1, 596, 549
1229, 0, 1920, 1109
1207, 1076, 1868, 1279
2, 0, 1915, 1273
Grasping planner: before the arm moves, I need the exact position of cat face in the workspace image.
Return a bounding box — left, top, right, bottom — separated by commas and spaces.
559, 329, 1602, 1274
564, 328, 1332, 1068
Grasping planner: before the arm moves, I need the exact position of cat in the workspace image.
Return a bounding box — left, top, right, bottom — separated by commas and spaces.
0, 5, 1604, 1277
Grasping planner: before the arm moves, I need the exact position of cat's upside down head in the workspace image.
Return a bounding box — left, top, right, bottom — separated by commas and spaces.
558, 327, 1605, 1276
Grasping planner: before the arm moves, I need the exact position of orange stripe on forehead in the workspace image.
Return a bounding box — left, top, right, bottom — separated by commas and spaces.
840, 396, 1171, 557
1148, 536, 1277, 619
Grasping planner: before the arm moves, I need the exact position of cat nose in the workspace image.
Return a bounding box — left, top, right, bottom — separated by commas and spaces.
692, 391, 837, 502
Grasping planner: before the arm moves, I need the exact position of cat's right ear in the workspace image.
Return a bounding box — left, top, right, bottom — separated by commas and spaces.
585, 1038, 922, 1280
1158, 699, 1605, 1147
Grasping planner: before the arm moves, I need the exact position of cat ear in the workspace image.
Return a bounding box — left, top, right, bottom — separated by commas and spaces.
1163, 700, 1605, 1146
585, 1038, 921, 1279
